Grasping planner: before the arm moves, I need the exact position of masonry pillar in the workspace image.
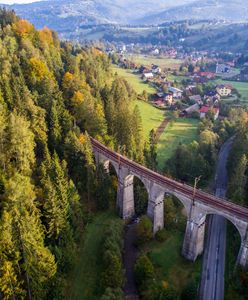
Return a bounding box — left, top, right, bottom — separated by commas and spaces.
182, 207, 206, 261
147, 183, 165, 234
237, 235, 248, 269
117, 169, 135, 219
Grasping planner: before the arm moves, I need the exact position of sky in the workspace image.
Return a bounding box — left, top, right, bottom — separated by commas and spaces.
0, 0, 41, 3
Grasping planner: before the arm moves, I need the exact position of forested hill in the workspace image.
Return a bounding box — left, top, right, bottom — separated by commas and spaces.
0, 9, 147, 299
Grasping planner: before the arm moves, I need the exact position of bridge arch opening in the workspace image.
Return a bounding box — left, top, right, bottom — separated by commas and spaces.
95, 160, 118, 210
204, 213, 242, 277
133, 176, 149, 217
164, 194, 187, 233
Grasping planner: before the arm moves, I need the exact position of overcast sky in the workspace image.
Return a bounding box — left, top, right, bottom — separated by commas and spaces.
0, 0, 41, 3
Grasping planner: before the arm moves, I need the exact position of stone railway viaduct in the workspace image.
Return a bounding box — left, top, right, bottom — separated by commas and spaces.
91, 138, 248, 269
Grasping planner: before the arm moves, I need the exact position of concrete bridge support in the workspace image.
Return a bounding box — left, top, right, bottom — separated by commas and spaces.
147, 183, 165, 234
117, 170, 135, 220
182, 207, 206, 261
237, 236, 248, 269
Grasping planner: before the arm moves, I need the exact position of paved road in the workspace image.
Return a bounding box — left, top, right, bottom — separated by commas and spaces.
199, 137, 234, 300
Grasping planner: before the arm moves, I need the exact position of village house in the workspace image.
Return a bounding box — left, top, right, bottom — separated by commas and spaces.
197, 72, 216, 79
216, 84, 232, 97
182, 103, 200, 117
216, 63, 231, 74
151, 64, 162, 74
189, 95, 202, 104
199, 106, 219, 120
169, 87, 183, 99
142, 72, 154, 80
164, 93, 174, 105
154, 92, 174, 106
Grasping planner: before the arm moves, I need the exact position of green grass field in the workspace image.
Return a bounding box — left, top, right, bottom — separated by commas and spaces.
67, 212, 123, 300
147, 229, 202, 294
112, 66, 156, 95
133, 100, 165, 137
127, 55, 183, 70
157, 119, 199, 169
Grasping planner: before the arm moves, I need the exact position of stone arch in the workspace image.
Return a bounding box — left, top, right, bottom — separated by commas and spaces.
164, 190, 192, 218
163, 192, 189, 230
204, 211, 245, 242
203, 212, 247, 269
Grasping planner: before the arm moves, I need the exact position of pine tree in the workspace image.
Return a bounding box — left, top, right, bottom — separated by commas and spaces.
4, 173, 56, 299
49, 101, 62, 150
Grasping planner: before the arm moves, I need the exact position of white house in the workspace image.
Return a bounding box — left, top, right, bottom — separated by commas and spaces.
216, 63, 231, 74
142, 73, 154, 80
169, 87, 183, 99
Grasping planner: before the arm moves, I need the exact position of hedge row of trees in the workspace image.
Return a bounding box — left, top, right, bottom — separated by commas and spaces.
101, 221, 124, 299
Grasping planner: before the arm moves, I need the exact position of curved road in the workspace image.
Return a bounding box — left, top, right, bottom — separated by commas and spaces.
199, 137, 234, 300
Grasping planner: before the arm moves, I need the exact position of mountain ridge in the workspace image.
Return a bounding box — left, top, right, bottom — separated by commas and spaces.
1, 0, 248, 35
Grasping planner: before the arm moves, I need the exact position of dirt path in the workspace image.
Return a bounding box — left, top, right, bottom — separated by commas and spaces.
123, 224, 139, 299
155, 118, 169, 140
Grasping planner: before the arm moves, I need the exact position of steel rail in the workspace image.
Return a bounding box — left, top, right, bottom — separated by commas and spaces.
91, 138, 248, 220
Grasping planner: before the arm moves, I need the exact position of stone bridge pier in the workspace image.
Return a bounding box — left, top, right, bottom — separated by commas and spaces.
93, 146, 248, 269
182, 206, 206, 261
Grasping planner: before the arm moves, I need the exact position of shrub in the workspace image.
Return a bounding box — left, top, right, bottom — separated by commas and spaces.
101, 287, 124, 300
155, 229, 168, 242
134, 216, 153, 246
134, 255, 155, 287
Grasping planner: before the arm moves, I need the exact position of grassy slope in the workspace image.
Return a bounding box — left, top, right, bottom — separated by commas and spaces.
68, 212, 123, 300
112, 66, 156, 95
127, 55, 182, 70
133, 100, 165, 137
157, 118, 199, 169
147, 230, 202, 294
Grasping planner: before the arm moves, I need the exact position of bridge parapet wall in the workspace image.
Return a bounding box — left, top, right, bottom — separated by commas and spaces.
92, 142, 248, 269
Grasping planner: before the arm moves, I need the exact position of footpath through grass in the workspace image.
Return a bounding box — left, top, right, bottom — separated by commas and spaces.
133, 100, 165, 137
67, 211, 123, 300
157, 118, 199, 170
112, 66, 156, 95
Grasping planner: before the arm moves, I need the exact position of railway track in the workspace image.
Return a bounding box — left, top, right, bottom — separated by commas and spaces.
91, 138, 248, 220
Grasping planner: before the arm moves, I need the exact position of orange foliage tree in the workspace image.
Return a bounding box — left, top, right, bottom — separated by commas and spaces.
13, 19, 35, 38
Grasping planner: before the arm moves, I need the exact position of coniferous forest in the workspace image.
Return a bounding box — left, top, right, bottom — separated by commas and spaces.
0, 9, 151, 299
1, 7, 248, 300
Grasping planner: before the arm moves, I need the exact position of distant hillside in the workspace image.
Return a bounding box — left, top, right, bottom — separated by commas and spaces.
2, 0, 248, 39
2, 0, 195, 31
135, 0, 248, 24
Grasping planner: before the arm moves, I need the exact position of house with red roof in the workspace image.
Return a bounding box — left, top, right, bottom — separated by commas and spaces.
199, 106, 219, 120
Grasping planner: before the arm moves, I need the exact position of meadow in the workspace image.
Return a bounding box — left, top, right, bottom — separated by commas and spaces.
157, 118, 199, 169
112, 66, 156, 95
133, 100, 165, 137
127, 54, 183, 70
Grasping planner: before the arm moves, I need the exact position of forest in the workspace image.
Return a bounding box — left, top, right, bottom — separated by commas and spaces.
0, 8, 248, 300
0, 8, 159, 299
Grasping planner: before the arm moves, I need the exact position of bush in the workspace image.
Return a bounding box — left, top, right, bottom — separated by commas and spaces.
102, 254, 124, 289
101, 221, 124, 292
155, 229, 168, 242
181, 281, 198, 300
101, 287, 124, 300
134, 216, 153, 246
134, 255, 155, 287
